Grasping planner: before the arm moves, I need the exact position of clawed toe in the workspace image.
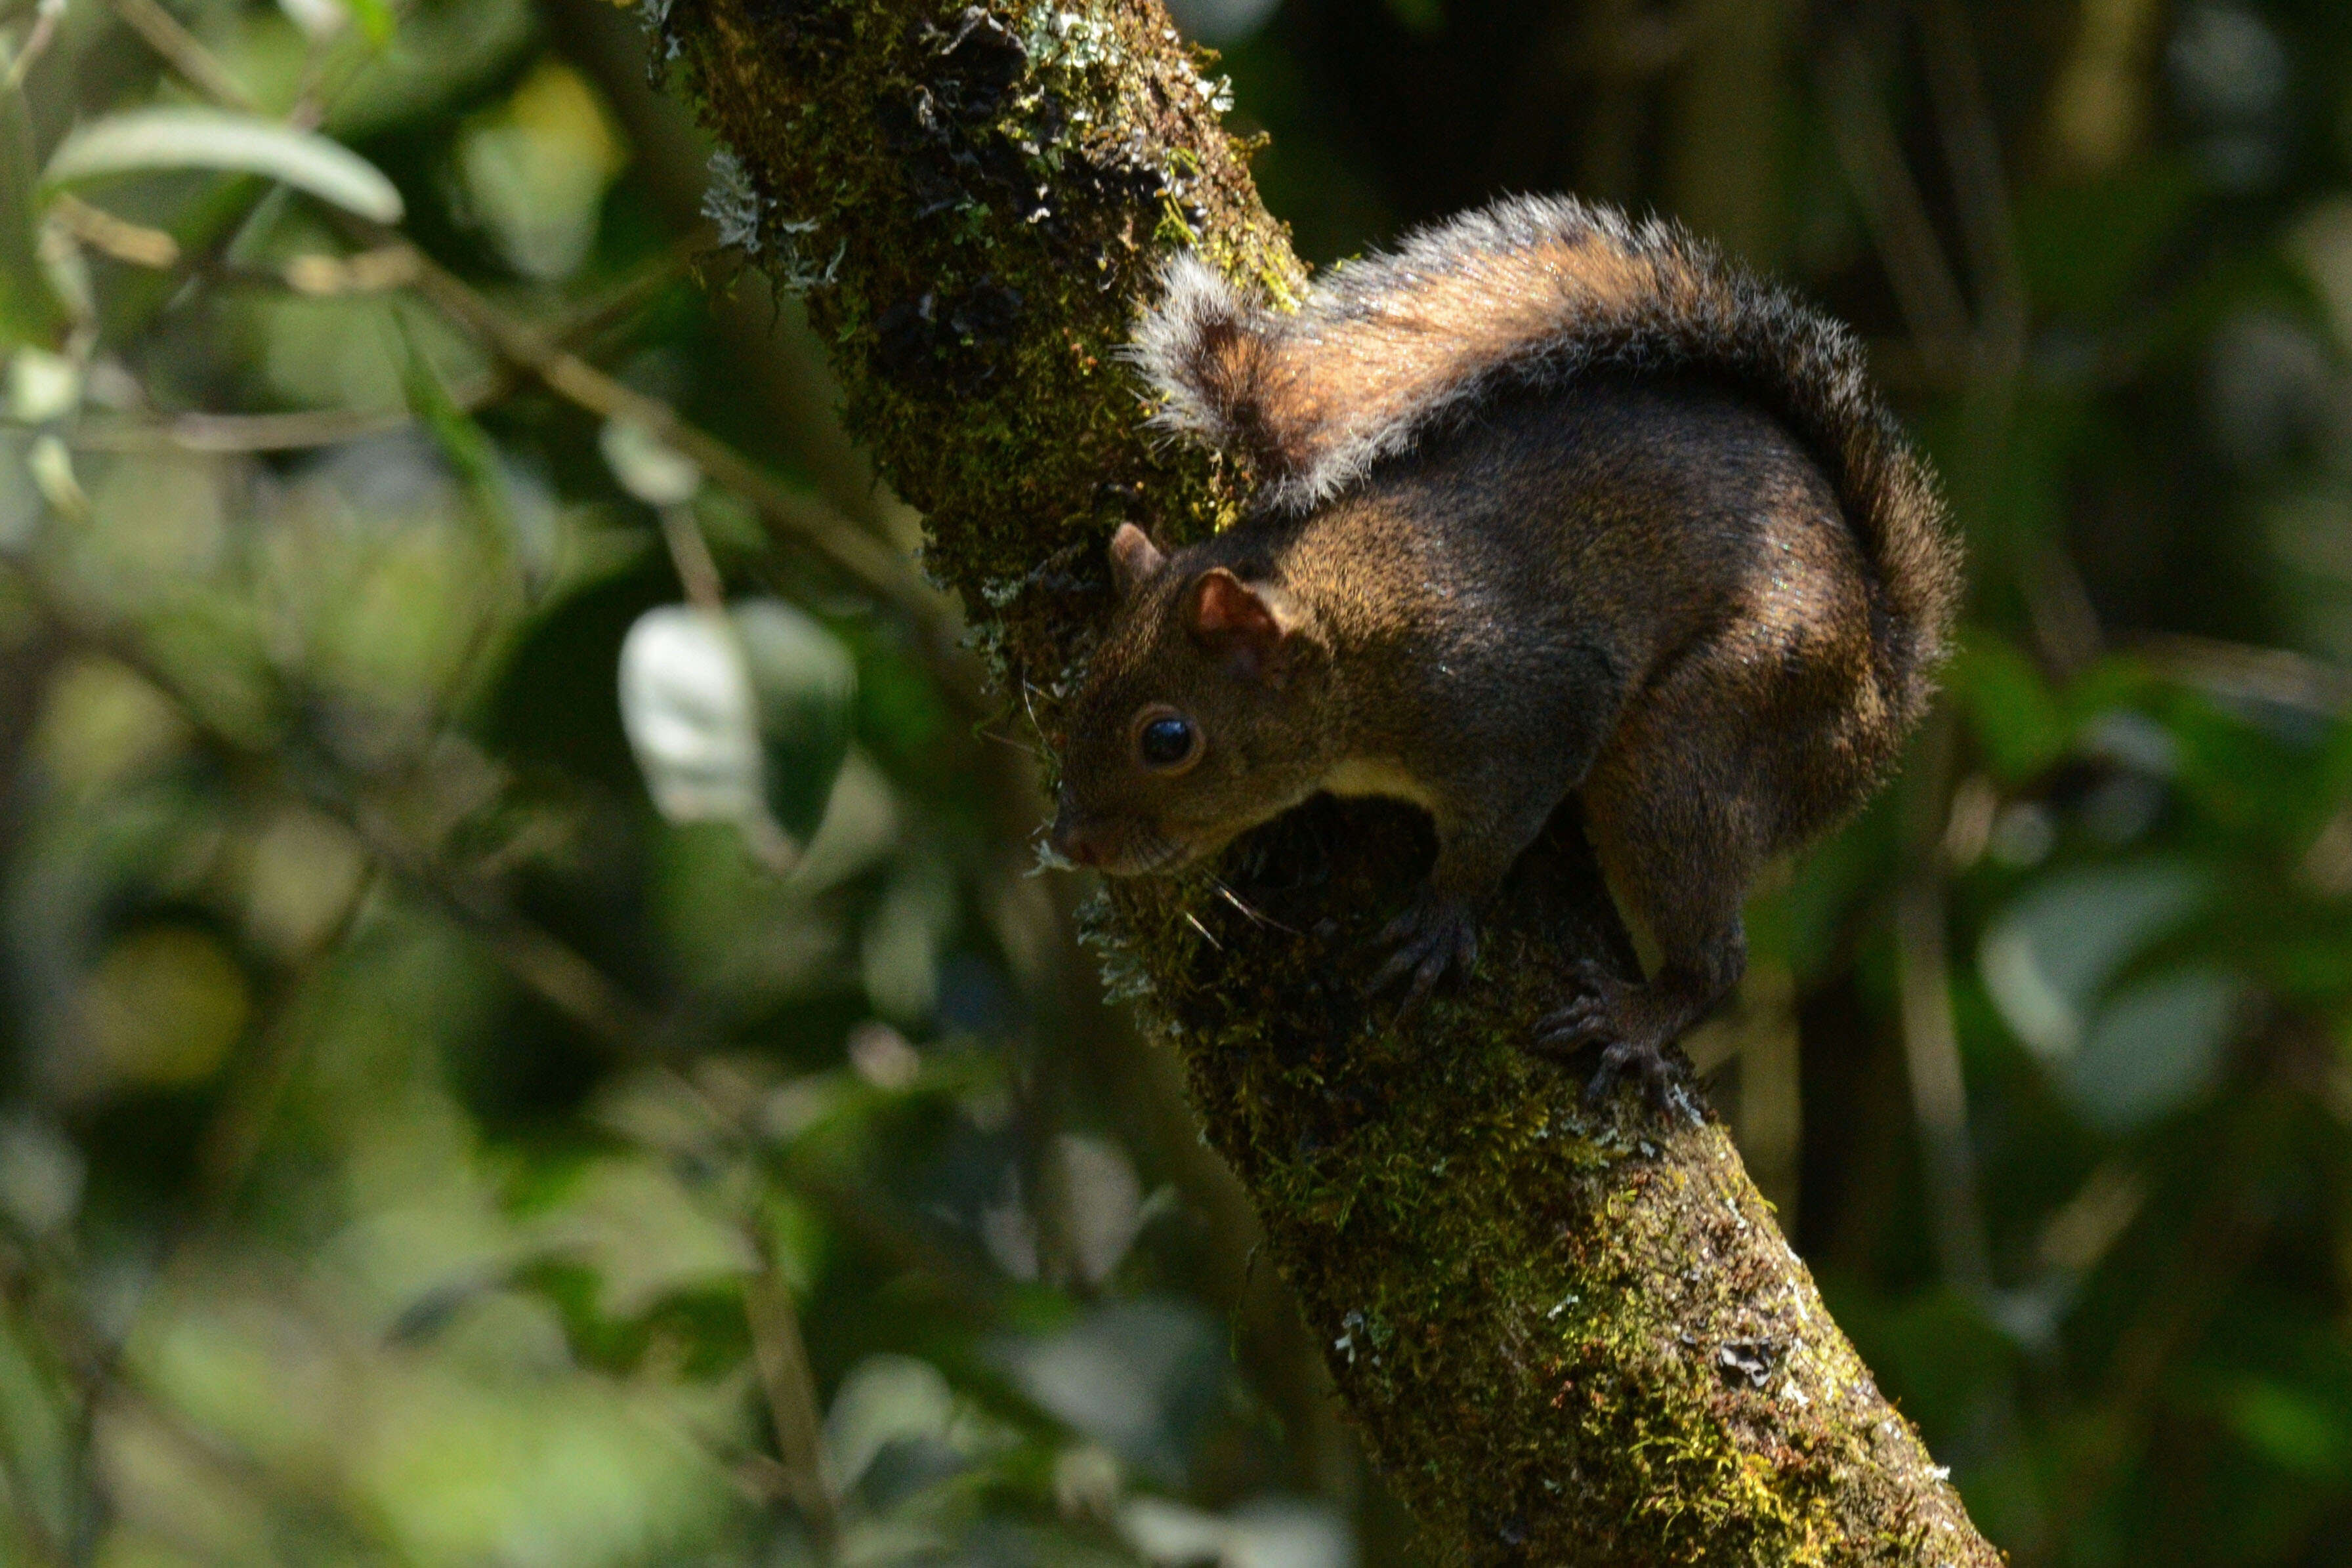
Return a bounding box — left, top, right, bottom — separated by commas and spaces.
1532, 962, 1618, 1052
1366, 896, 1479, 1014
1532, 966, 1690, 1117
1532, 996, 1610, 1052
1584, 1037, 1681, 1113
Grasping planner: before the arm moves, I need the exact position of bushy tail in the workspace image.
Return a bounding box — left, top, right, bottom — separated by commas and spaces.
1129, 195, 1962, 707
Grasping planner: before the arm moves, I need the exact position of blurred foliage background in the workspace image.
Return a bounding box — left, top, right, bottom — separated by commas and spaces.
0, 0, 2347, 1563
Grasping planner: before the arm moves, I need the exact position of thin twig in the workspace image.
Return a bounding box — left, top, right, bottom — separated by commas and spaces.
18, 577, 660, 1056
1916, 0, 2027, 367
280, 245, 421, 295
398, 248, 933, 618
744, 1261, 839, 1556
2024, 1118, 2275, 1564
194, 863, 383, 1213
660, 504, 727, 613
103, 0, 261, 112
1815, 24, 2002, 1290
2136, 632, 2352, 717
17, 562, 1015, 1310
80, 0, 996, 1085
1, 0, 65, 92
1895, 705, 1993, 1294
1818, 33, 1973, 379
1895, 873, 1992, 1292
65, 242, 697, 453
48, 193, 180, 270
1913, 0, 2097, 678
68, 403, 421, 453
285, 1, 377, 130
346, 797, 665, 1050
87, 0, 1065, 1370
96, 0, 956, 661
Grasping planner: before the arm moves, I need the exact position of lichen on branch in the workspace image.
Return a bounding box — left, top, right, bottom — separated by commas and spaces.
665, 0, 2002, 1559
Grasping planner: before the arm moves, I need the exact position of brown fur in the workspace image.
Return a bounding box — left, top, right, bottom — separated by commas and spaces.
1062, 197, 1961, 1094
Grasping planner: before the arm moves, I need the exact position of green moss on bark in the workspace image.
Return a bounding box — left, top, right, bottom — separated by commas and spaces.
670, 1, 2003, 1560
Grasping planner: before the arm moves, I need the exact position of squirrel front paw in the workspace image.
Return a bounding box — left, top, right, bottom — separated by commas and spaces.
1533, 962, 1695, 1118
1366, 890, 1479, 1014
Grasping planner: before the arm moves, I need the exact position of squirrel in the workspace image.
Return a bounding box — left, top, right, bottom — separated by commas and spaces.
1046, 195, 1961, 1101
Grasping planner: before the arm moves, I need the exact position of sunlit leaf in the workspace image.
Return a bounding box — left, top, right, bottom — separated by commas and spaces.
979, 1167, 1041, 1282
1980, 858, 2245, 1131
526, 1156, 754, 1319
41, 108, 404, 224
620, 605, 765, 829
845, 1020, 921, 1091
599, 418, 700, 507
24, 433, 84, 522
0, 1116, 81, 1237
5, 347, 76, 423
860, 861, 952, 1021
75, 926, 251, 1098
278, 0, 394, 45
1118, 1498, 1229, 1565
619, 600, 854, 858
319, 0, 534, 142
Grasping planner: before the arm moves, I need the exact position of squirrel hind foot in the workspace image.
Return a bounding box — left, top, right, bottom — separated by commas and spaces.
1366, 892, 1479, 1016
1534, 962, 1704, 1123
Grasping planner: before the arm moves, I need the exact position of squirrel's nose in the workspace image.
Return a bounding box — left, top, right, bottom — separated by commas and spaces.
1048, 812, 1103, 869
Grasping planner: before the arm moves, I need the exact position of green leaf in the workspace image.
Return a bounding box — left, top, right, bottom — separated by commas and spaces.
2222, 1376, 2352, 1478
821, 1353, 955, 1497
0, 1310, 75, 1550
0, 79, 60, 346
2015, 161, 2200, 321
396, 316, 499, 499
1978, 857, 2211, 1061
734, 598, 856, 844
342, 0, 398, 46
1383, 0, 1444, 33
1952, 634, 2071, 782
394, 310, 548, 586
2058, 966, 2240, 1133
41, 107, 404, 224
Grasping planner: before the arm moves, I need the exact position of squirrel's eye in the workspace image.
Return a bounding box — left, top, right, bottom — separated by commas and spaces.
1137, 713, 1200, 772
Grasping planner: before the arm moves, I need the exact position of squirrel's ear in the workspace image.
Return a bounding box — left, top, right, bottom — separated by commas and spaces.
1187, 568, 1296, 683
1107, 524, 1168, 599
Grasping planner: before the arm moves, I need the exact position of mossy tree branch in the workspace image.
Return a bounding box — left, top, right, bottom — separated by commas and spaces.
664, 0, 2001, 1559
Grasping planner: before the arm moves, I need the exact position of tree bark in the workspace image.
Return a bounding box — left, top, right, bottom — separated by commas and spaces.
662, 0, 2003, 1559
